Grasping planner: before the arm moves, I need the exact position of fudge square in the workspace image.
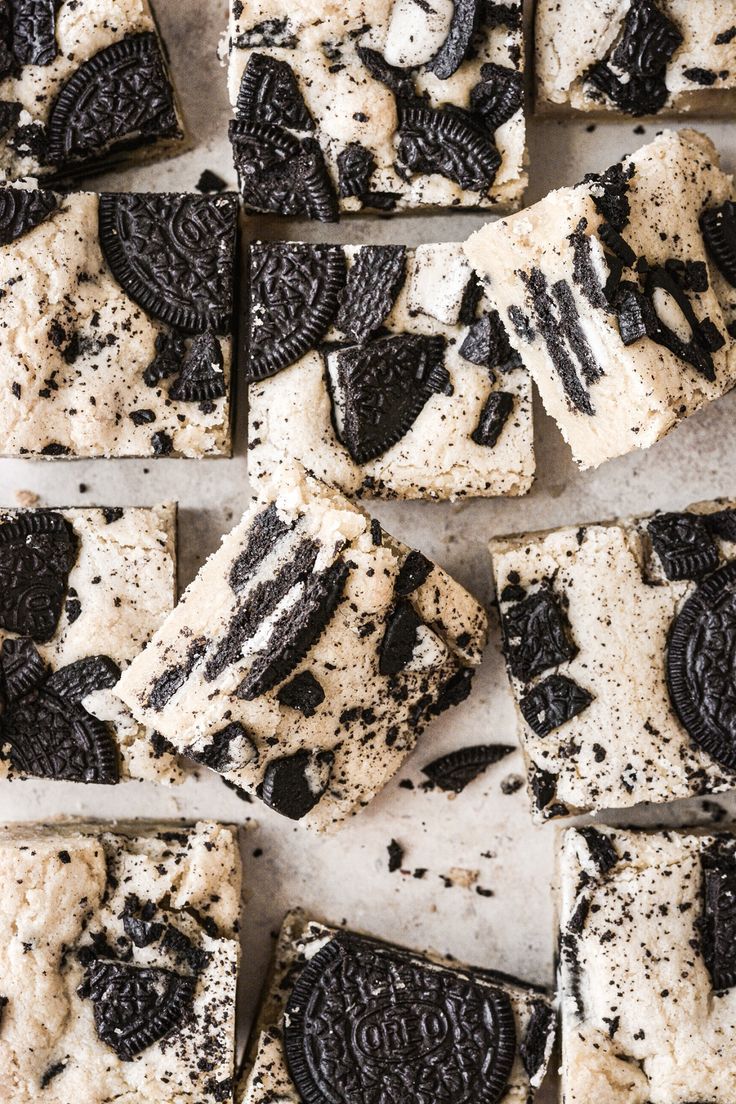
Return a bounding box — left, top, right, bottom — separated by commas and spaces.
116, 472, 488, 830
492, 498, 736, 821
0, 184, 237, 458
559, 825, 736, 1104
464, 129, 736, 470
0, 819, 240, 1103
536, 0, 736, 118
0, 0, 185, 183
247, 241, 534, 500
238, 910, 556, 1104
0, 504, 179, 785
225, 0, 526, 219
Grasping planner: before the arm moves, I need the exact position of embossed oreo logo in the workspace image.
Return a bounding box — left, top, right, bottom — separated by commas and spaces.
353, 1000, 449, 1063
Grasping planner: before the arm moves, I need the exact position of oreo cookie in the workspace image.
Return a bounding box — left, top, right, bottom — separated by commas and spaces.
80, 959, 196, 1060
11, 0, 59, 66
422, 744, 514, 793
586, 0, 683, 116
459, 310, 520, 370
427, 0, 482, 79
259, 748, 333, 819
276, 670, 325, 717
470, 63, 524, 130
585, 162, 634, 232
397, 103, 501, 193
0, 100, 21, 141
471, 390, 514, 449
247, 243, 346, 382
701, 844, 736, 991
520, 674, 593, 738
335, 246, 407, 343
378, 600, 423, 677
647, 512, 719, 581
701, 201, 736, 288
332, 334, 449, 464
229, 119, 337, 221
520, 269, 595, 415
188, 721, 256, 773
99, 192, 237, 334
0, 638, 120, 783
168, 332, 226, 402
395, 550, 433, 598
0, 186, 57, 246
520, 1001, 555, 1084
667, 561, 736, 772
501, 588, 578, 683
236, 52, 313, 129
0, 510, 78, 642
283, 932, 516, 1104
46, 33, 180, 170
237, 558, 351, 699
229, 503, 292, 591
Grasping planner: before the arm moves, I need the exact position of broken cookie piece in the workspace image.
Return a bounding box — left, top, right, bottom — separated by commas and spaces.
465, 129, 736, 469
225, 0, 527, 218
559, 825, 736, 1103
536, 0, 736, 117
0, 0, 185, 183
116, 471, 487, 831
247, 240, 534, 499
237, 910, 555, 1104
0, 184, 237, 458
0, 819, 240, 1103
0, 504, 178, 785
490, 497, 736, 822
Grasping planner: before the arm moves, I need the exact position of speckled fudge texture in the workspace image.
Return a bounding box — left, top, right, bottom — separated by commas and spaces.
0, 0, 185, 182
0, 819, 240, 1104
225, 0, 526, 219
238, 910, 555, 1104
464, 129, 736, 469
536, 0, 736, 118
0, 504, 179, 784
116, 472, 488, 831
490, 497, 736, 821
0, 184, 237, 458
559, 824, 736, 1104
247, 240, 534, 500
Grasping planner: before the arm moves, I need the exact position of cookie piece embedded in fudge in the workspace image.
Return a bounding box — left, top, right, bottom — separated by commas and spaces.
225, 0, 527, 218
559, 825, 736, 1104
0, 1, 186, 183
0, 819, 240, 1103
246, 241, 534, 499
237, 910, 555, 1104
116, 472, 488, 831
0, 504, 179, 784
490, 498, 736, 822
465, 130, 736, 470
536, 0, 736, 118
0, 186, 238, 458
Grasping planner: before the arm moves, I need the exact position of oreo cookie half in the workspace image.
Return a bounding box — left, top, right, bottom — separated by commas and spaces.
667, 561, 736, 771
283, 932, 516, 1104
422, 744, 515, 793
0, 186, 58, 246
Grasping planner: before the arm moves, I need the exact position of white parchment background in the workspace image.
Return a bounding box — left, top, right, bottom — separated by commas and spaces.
2, 1, 736, 1097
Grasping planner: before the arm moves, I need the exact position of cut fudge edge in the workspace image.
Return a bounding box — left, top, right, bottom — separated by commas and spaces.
237, 907, 556, 1103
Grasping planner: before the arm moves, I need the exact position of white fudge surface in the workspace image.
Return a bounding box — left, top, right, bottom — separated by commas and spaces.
464, 129, 736, 469
537, 0, 736, 115
0, 503, 179, 784
238, 910, 555, 1104
559, 825, 736, 1104
0, 186, 236, 458
248, 241, 534, 500
491, 497, 736, 821
0, 819, 240, 1104
0, 0, 185, 181
116, 471, 488, 831
226, 0, 526, 216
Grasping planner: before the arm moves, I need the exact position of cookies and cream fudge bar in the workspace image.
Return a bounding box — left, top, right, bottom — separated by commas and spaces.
0, 503, 179, 784
490, 497, 736, 822
238, 910, 555, 1104
536, 0, 736, 118
0, 184, 237, 458
0, 0, 185, 182
225, 0, 526, 219
464, 129, 736, 469
116, 472, 488, 830
247, 241, 534, 499
559, 824, 736, 1104
0, 819, 240, 1103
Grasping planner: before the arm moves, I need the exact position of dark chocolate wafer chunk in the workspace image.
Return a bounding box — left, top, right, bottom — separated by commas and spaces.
423, 744, 515, 793
520, 674, 593, 737
0, 510, 78, 642
501, 588, 578, 683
